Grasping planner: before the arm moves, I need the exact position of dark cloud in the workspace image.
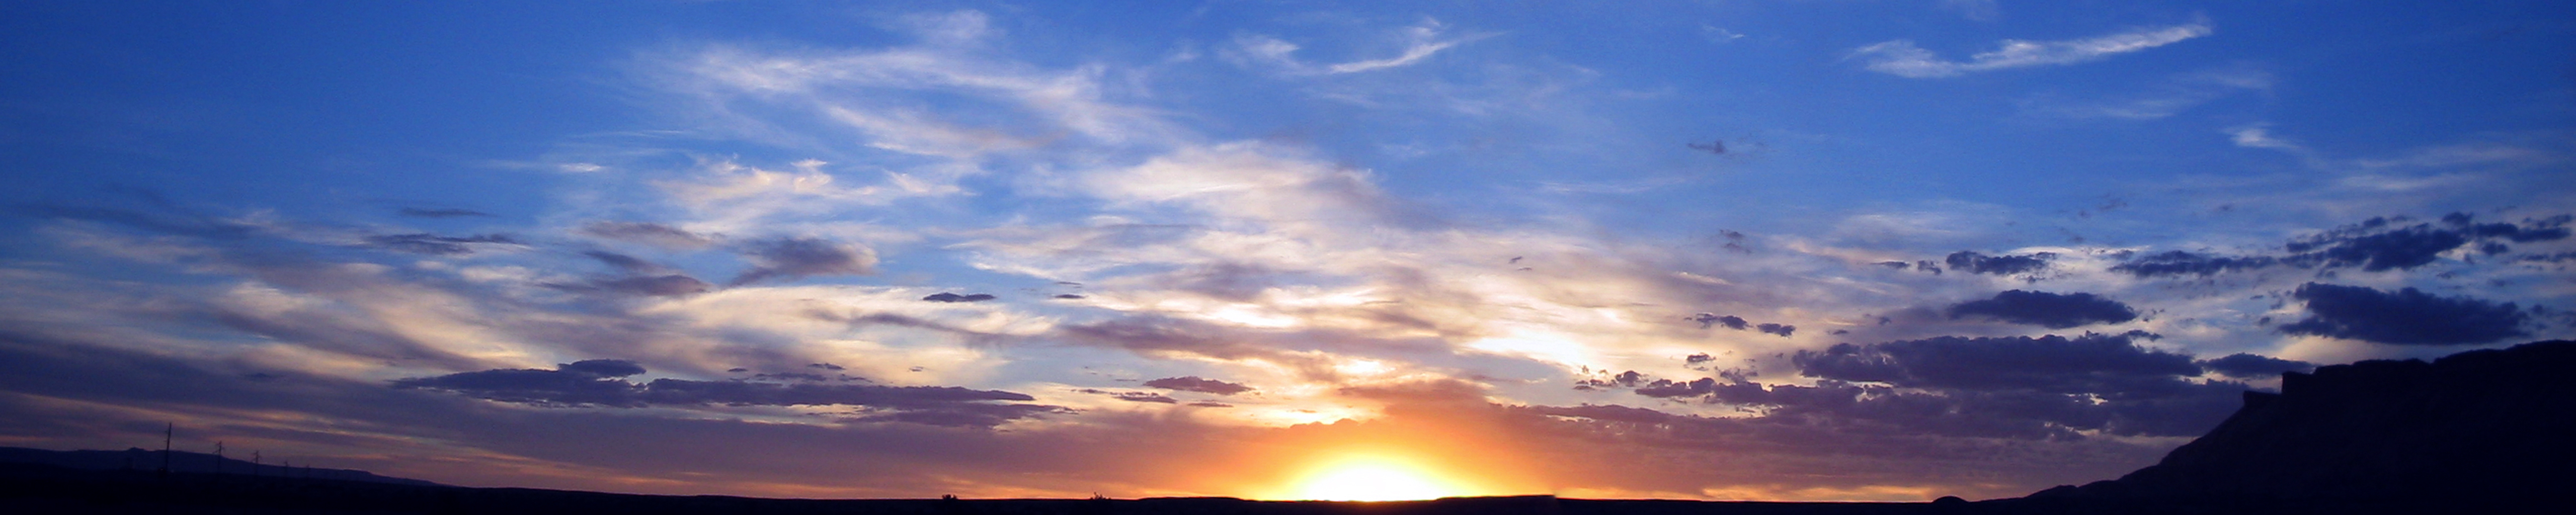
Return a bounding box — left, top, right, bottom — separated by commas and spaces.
1142, 376, 1253, 395
2109, 251, 2281, 278
590, 275, 712, 297
26, 205, 261, 240
1077, 389, 1179, 403
579, 221, 715, 249
396, 208, 492, 218
2112, 214, 2570, 277
846, 403, 1071, 428
1053, 294, 1086, 299
1688, 313, 1749, 330
1572, 331, 2243, 439
392, 362, 1058, 427
729, 237, 877, 286
1794, 332, 2200, 393
2196, 353, 2315, 378
2283, 223, 2467, 271
1573, 370, 2243, 439
1945, 251, 2053, 275
558, 359, 646, 377
2449, 213, 2571, 243
385, 367, 641, 407
360, 233, 523, 255
802, 311, 1014, 348
2279, 283, 2528, 345
545, 253, 710, 297
1948, 290, 2139, 328
922, 293, 997, 303
1686, 314, 1787, 336
1170, 263, 1284, 301
2280, 215, 2569, 272
2521, 251, 2576, 264
1634, 377, 1717, 398
1054, 317, 1341, 380
582, 251, 668, 274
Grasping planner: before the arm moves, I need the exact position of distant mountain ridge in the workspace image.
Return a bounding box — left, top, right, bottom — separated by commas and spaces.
0, 446, 440, 487
2026, 339, 2576, 504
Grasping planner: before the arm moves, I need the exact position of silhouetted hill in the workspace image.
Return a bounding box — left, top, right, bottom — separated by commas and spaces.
2016, 339, 2576, 511
0, 446, 440, 486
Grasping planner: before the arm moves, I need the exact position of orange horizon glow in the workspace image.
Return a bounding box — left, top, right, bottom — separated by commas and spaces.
1251, 448, 1533, 501
1276, 456, 1465, 501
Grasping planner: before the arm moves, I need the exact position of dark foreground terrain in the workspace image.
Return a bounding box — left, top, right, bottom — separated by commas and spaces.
8, 340, 2572, 514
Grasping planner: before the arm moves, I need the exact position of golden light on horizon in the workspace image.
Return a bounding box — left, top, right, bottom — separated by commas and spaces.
1274, 455, 1476, 501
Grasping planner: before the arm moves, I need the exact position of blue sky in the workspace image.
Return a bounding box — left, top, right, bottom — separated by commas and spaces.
3, 0, 2572, 501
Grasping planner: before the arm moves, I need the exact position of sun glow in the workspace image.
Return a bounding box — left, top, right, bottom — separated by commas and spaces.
1281, 457, 1471, 501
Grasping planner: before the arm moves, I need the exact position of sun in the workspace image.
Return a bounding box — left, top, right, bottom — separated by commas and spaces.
1282, 458, 1470, 501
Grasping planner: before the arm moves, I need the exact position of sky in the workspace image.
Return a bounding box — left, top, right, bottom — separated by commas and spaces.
3, 0, 2573, 502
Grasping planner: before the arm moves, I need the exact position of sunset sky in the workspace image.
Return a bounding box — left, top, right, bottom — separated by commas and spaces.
4, 0, 2573, 502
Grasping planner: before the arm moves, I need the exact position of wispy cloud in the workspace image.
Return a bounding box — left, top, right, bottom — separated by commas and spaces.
2022, 66, 2271, 120
1852, 19, 2213, 78
1227, 19, 1487, 76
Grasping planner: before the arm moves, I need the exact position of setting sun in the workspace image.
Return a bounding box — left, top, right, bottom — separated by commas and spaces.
1282, 458, 1471, 501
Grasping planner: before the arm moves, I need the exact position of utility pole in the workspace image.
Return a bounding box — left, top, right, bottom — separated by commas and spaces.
213, 441, 225, 474
158, 422, 173, 479
252, 451, 262, 477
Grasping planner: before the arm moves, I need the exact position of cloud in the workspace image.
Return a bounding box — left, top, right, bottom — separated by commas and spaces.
1143, 376, 1254, 395
1228, 19, 1484, 76
2283, 215, 2569, 271
1078, 389, 1180, 403
580, 221, 716, 249
1944, 250, 2052, 275
2108, 251, 2280, 278
1794, 332, 2200, 394
729, 237, 878, 286
1949, 290, 2139, 328
2022, 67, 2273, 120
2195, 353, 2313, 378
393, 361, 1062, 427
1688, 313, 1750, 330
27, 205, 262, 240
2109, 213, 2572, 277
1326, 21, 1471, 74
1052, 316, 1340, 380
397, 208, 494, 218
542, 251, 712, 297
921, 292, 997, 303
357, 233, 524, 255
2279, 283, 2528, 346
581, 275, 715, 297
1851, 20, 2212, 77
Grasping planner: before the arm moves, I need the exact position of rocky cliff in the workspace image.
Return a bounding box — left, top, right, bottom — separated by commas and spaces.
2029, 339, 2576, 504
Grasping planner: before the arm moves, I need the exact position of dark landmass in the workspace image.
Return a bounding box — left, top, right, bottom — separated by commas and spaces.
0, 447, 438, 486
2003, 339, 2576, 512
8, 341, 2572, 514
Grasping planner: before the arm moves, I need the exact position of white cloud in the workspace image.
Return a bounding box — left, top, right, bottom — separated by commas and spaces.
1700, 25, 1747, 43
1227, 19, 1485, 76
1852, 20, 2213, 78
2022, 67, 2272, 120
